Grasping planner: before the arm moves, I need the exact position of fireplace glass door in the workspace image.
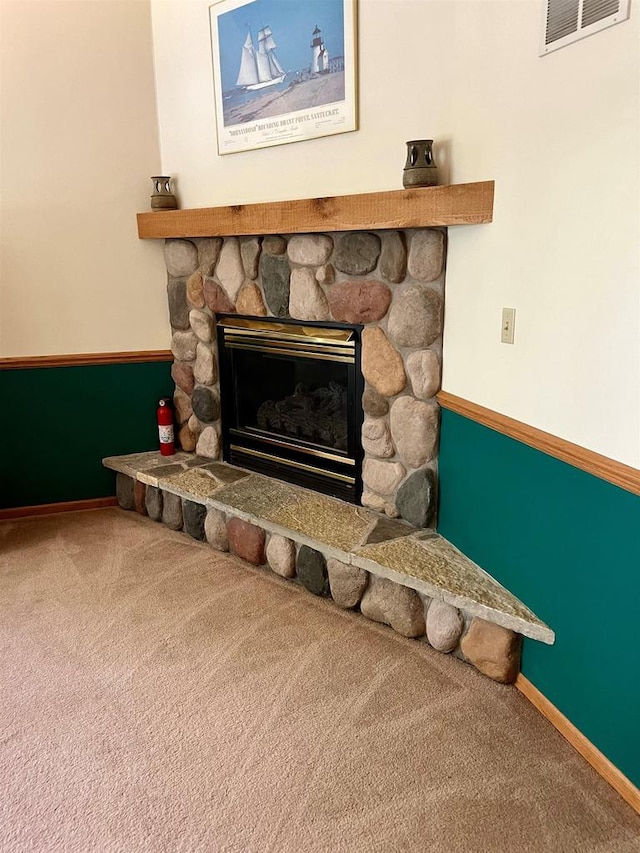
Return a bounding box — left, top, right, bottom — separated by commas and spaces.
217, 316, 363, 502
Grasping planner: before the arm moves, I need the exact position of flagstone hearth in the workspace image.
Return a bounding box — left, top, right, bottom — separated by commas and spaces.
104, 450, 554, 685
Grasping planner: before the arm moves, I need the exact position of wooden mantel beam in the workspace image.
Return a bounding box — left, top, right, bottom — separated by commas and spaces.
136, 181, 494, 239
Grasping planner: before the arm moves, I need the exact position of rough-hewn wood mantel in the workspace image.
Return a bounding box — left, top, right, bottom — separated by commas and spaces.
136, 181, 494, 239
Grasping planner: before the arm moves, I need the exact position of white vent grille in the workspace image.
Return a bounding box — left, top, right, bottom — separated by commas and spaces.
546, 0, 580, 43
582, 0, 621, 26
540, 0, 631, 54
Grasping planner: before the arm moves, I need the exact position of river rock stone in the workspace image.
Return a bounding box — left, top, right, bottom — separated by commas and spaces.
406, 350, 441, 400
183, 500, 206, 541
387, 285, 442, 348
287, 234, 333, 266
171, 331, 198, 362
396, 468, 436, 528
178, 423, 196, 452
460, 619, 522, 683
236, 282, 267, 316
227, 518, 266, 565
334, 232, 381, 275
361, 490, 386, 512
408, 230, 445, 282
289, 267, 330, 321
260, 253, 290, 317
360, 575, 425, 638
362, 417, 394, 458
327, 559, 368, 608
189, 309, 214, 343
186, 271, 205, 308
205, 507, 228, 551
380, 232, 407, 283
171, 362, 195, 396
165, 239, 198, 277
328, 280, 391, 324
266, 535, 296, 578
188, 413, 203, 437
196, 237, 223, 276
262, 235, 287, 255
390, 397, 439, 468
116, 473, 134, 510
361, 327, 406, 397
167, 278, 189, 330
194, 342, 217, 386
217, 237, 244, 302
204, 278, 236, 314
196, 426, 220, 459
145, 485, 163, 521
240, 237, 261, 279
362, 459, 406, 496
315, 264, 335, 285
173, 388, 193, 424
362, 388, 388, 417
192, 386, 219, 423
296, 545, 329, 596
426, 600, 464, 653
161, 491, 183, 531
135, 481, 146, 515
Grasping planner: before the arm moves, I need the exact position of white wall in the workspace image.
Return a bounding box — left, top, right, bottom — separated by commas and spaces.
157, 0, 638, 466
0, 0, 167, 356
445, 1, 640, 467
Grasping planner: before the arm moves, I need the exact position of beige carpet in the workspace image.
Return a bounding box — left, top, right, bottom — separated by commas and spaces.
1, 509, 638, 853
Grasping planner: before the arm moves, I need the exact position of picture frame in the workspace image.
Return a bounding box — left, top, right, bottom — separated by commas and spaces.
209, 0, 358, 155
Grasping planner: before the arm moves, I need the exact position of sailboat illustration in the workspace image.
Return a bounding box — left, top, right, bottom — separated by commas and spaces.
236, 26, 286, 91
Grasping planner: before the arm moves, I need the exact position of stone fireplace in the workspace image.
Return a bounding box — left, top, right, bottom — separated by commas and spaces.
105, 183, 555, 685
165, 226, 445, 527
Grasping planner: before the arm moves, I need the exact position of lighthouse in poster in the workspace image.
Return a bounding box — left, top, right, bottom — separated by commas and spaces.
310, 24, 329, 73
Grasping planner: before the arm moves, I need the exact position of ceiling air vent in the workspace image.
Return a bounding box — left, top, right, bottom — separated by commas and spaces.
540, 0, 631, 54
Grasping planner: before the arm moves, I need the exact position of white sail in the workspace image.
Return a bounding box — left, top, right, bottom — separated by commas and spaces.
268, 51, 285, 76
258, 27, 278, 52
236, 31, 258, 86
255, 49, 271, 82
236, 25, 286, 91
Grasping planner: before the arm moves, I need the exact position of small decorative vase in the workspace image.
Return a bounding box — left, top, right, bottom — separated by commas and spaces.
402, 140, 438, 188
150, 176, 177, 211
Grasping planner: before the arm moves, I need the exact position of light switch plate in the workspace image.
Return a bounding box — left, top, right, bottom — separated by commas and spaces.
501, 307, 516, 344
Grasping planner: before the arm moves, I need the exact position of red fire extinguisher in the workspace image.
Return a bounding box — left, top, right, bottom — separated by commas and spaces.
157, 397, 175, 456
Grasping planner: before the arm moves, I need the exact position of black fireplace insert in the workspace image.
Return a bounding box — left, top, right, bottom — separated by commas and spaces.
217, 315, 364, 502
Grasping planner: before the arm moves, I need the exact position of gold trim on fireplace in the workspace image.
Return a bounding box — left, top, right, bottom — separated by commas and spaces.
230, 427, 355, 465
226, 343, 354, 364
230, 445, 355, 484
219, 317, 354, 345
223, 334, 355, 357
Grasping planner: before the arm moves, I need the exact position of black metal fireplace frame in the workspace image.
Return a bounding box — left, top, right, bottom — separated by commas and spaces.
216, 314, 364, 503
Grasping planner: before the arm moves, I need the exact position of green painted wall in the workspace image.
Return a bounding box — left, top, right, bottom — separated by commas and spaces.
437, 408, 640, 788
0, 361, 172, 509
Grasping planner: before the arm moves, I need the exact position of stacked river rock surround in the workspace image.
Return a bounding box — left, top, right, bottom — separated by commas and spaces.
165, 228, 444, 526
144, 227, 553, 683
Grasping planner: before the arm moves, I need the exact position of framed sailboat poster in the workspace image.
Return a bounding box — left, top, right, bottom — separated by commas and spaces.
209, 0, 358, 154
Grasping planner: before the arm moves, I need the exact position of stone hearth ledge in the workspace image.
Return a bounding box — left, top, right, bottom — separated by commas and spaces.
103, 450, 554, 646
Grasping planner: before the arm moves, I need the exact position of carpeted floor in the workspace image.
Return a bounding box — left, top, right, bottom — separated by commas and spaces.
1, 509, 638, 853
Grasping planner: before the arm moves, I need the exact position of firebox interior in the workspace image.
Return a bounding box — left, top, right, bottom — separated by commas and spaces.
217, 315, 364, 502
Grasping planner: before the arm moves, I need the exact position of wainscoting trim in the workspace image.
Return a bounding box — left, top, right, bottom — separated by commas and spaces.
0, 351, 172, 370
437, 391, 640, 496
0, 497, 119, 520
515, 674, 640, 814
